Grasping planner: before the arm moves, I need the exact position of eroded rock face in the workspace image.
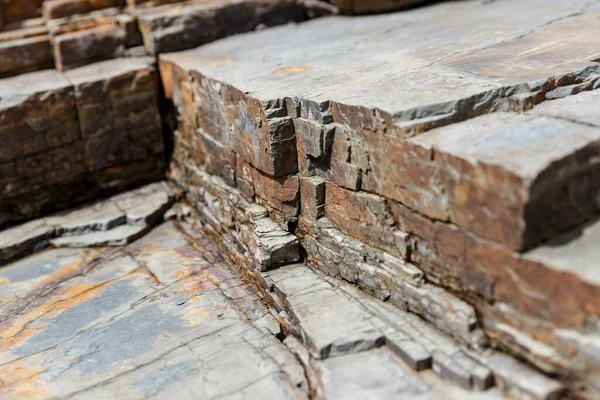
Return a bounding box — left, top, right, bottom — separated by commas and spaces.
1, 0, 600, 398
159, 0, 600, 388
0, 58, 164, 228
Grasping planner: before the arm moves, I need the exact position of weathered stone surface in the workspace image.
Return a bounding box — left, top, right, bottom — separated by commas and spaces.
0, 221, 308, 399
0, 22, 53, 77
158, 0, 600, 132
135, 0, 308, 55
0, 57, 164, 227
0, 182, 175, 263
64, 56, 163, 172
262, 264, 386, 359
250, 209, 300, 271
0, 70, 83, 226
51, 24, 125, 71
1, 0, 43, 25
299, 176, 325, 222
409, 111, 600, 250
43, 0, 122, 20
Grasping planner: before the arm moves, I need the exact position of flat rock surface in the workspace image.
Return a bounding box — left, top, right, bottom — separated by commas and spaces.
160, 0, 600, 117
0, 221, 307, 399
0, 216, 562, 399
409, 112, 600, 179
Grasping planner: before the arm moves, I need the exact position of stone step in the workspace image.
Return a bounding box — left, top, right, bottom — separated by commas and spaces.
159, 0, 600, 251
159, 0, 600, 376
0, 20, 53, 77
256, 263, 563, 398
0, 57, 164, 227
134, 0, 312, 56
0, 181, 176, 263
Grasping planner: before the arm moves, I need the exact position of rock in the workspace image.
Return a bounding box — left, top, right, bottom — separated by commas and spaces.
386, 337, 432, 372
64, 56, 163, 172
482, 353, 565, 400
0, 182, 175, 262
42, 0, 121, 20
252, 216, 300, 271
330, 0, 429, 15
135, 0, 307, 55
0, 22, 53, 77
409, 112, 600, 251
263, 264, 386, 359
50, 222, 150, 247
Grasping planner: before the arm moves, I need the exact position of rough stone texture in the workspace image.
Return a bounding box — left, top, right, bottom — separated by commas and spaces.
0, 57, 164, 228
0, 182, 175, 264
134, 0, 310, 55
64, 56, 163, 173
1, 0, 600, 397
1, 0, 44, 25
0, 221, 308, 399
409, 111, 600, 251
159, 0, 600, 381
0, 21, 53, 77
43, 0, 123, 20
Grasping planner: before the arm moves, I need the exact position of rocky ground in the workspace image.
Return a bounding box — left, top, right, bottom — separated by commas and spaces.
2, 0, 600, 399
0, 186, 564, 399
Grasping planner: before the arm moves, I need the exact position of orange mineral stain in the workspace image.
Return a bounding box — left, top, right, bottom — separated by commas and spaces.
272, 66, 310, 74
209, 59, 233, 66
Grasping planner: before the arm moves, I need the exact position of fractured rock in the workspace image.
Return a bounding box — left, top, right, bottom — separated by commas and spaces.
135, 0, 308, 55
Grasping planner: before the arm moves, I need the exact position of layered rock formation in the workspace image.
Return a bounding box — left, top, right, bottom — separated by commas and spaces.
1, 0, 600, 398
159, 0, 600, 395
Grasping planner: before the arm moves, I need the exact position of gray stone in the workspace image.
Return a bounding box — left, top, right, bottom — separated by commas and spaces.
432, 351, 472, 390
386, 336, 432, 371
478, 352, 565, 400
252, 216, 301, 271
264, 264, 386, 359
160, 0, 600, 132
50, 223, 150, 248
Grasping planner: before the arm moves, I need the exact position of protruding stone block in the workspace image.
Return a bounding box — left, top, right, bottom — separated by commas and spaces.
251, 215, 300, 271
43, 0, 122, 20
299, 176, 325, 222
64, 56, 162, 173
410, 112, 600, 250
0, 23, 53, 77
386, 337, 432, 372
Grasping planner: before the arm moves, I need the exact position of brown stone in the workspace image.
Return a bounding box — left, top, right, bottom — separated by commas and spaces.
1, 0, 43, 25
409, 112, 600, 250
251, 168, 299, 223
64, 57, 162, 172
135, 0, 307, 55
299, 176, 325, 222
0, 23, 53, 77
325, 182, 408, 259
43, 0, 122, 20
0, 70, 78, 164
51, 24, 125, 71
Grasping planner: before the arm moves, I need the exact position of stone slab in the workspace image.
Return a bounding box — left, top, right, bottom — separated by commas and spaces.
135, 0, 308, 55
0, 182, 175, 263
409, 111, 600, 250
160, 0, 600, 127
264, 264, 386, 359
0, 221, 307, 399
